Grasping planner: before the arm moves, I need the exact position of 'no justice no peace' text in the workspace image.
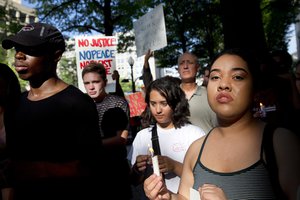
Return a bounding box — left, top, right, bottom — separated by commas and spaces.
77, 38, 116, 70
77, 38, 117, 47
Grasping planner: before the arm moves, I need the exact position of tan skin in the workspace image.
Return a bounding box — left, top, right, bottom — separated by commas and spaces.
202, 68, 210, 87
177, 53, 200, 100
144, 54, 300, 200
82, 71, 128, 146
143, 51, 200, 100
132, 90, 183, 184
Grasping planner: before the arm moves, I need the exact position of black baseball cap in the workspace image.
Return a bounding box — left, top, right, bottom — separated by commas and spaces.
2, 22, 65, 51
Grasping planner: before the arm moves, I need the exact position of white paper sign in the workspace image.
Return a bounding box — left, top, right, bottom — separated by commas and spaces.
74, 35, 117, 92
133, 4, 167, 57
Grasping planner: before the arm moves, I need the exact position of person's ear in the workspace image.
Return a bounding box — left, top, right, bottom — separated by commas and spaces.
53, 50, 63, 63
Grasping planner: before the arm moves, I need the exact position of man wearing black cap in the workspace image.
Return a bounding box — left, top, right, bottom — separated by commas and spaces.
2, 22, 105, 200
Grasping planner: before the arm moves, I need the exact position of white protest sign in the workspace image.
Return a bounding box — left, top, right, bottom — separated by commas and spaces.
74, 35, 117, 92
133, 4, 167, 57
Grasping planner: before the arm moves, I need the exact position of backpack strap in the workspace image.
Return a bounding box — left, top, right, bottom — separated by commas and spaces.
151, 124, 161, 156
151, 124, 165, 180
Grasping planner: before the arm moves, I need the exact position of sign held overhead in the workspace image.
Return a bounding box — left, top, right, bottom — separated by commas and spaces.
133, 4, 167, 57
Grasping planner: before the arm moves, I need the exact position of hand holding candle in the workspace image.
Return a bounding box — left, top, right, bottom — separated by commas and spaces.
149, 146, 160, 176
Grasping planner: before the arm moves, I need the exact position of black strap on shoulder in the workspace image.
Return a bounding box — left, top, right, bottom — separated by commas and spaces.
262, 123, 286, 199
151, 124, 161, 156
150, 124, 165, 180
262, 123, 277, 173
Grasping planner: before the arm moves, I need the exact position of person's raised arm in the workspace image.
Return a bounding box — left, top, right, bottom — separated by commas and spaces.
112, 70, 125, 98
142, 49, 154, 88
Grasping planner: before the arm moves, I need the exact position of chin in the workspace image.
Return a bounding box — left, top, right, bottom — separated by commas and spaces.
89, 94, 98, 98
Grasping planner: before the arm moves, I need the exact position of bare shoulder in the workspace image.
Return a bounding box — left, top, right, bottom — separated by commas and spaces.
185, 136, 206, 169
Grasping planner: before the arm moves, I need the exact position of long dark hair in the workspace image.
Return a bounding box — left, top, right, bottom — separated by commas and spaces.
145, 76, 190, 128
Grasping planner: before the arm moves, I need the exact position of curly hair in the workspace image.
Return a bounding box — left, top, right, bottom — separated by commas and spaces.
145, 76, 190, 128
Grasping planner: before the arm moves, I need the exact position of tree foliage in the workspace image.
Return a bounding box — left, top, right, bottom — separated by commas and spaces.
261, 0, 300, 51
5, 0, 300, 87
0, 1, 29, 91
26, 0, 154, 52
58, 56, 78, 86
26, 0, 299, 66
154, 0, 223, 69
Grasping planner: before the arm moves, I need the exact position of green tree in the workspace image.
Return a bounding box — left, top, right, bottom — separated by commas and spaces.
16, 0, 300, 78
153, 0, 223, 69
0, 1, 23, 64
0, 0, 31, 91
58, 56, 78, 86
24, 0, 154, 52
261, 0, 300, 51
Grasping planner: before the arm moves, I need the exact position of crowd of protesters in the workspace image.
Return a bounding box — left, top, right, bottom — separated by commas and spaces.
1, 22, 299, 200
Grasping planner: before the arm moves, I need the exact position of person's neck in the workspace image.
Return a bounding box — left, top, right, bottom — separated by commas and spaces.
180, 82, 197, 91
28, 78, 68, 101
216, 112, 261, 136
94, 91, 107, 103
180, 82, 198, 99
157, 121, 174, 129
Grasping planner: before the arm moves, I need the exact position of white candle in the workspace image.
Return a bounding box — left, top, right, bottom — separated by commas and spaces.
260, 102, 266, 117
148, 146, 160, 176
152, 155, 160, 176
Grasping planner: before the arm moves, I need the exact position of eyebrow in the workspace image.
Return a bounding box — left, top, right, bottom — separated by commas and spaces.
210, 67, 249, 74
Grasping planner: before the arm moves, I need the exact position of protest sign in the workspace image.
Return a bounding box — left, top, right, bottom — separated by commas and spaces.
75, 35, 117, 92
133, 4, 167, 57
126, 92, 147, 117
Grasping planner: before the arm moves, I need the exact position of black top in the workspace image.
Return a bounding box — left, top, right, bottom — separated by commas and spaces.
5, 85, 105, 200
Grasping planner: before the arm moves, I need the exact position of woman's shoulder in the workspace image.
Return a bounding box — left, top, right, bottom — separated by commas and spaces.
190, 136, 206, 148
135, 127, 152, 138
185, 137, 206, 165
132, 127, 152, 147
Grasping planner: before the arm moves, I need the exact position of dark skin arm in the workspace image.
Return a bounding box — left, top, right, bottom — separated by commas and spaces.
142, 49, 154, 88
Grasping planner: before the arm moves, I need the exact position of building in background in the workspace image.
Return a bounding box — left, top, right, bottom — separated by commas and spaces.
0, 0, 37, 68
0, 0, 37, 27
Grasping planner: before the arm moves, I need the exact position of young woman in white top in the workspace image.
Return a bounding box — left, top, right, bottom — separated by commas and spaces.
128, 76, 205, 194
